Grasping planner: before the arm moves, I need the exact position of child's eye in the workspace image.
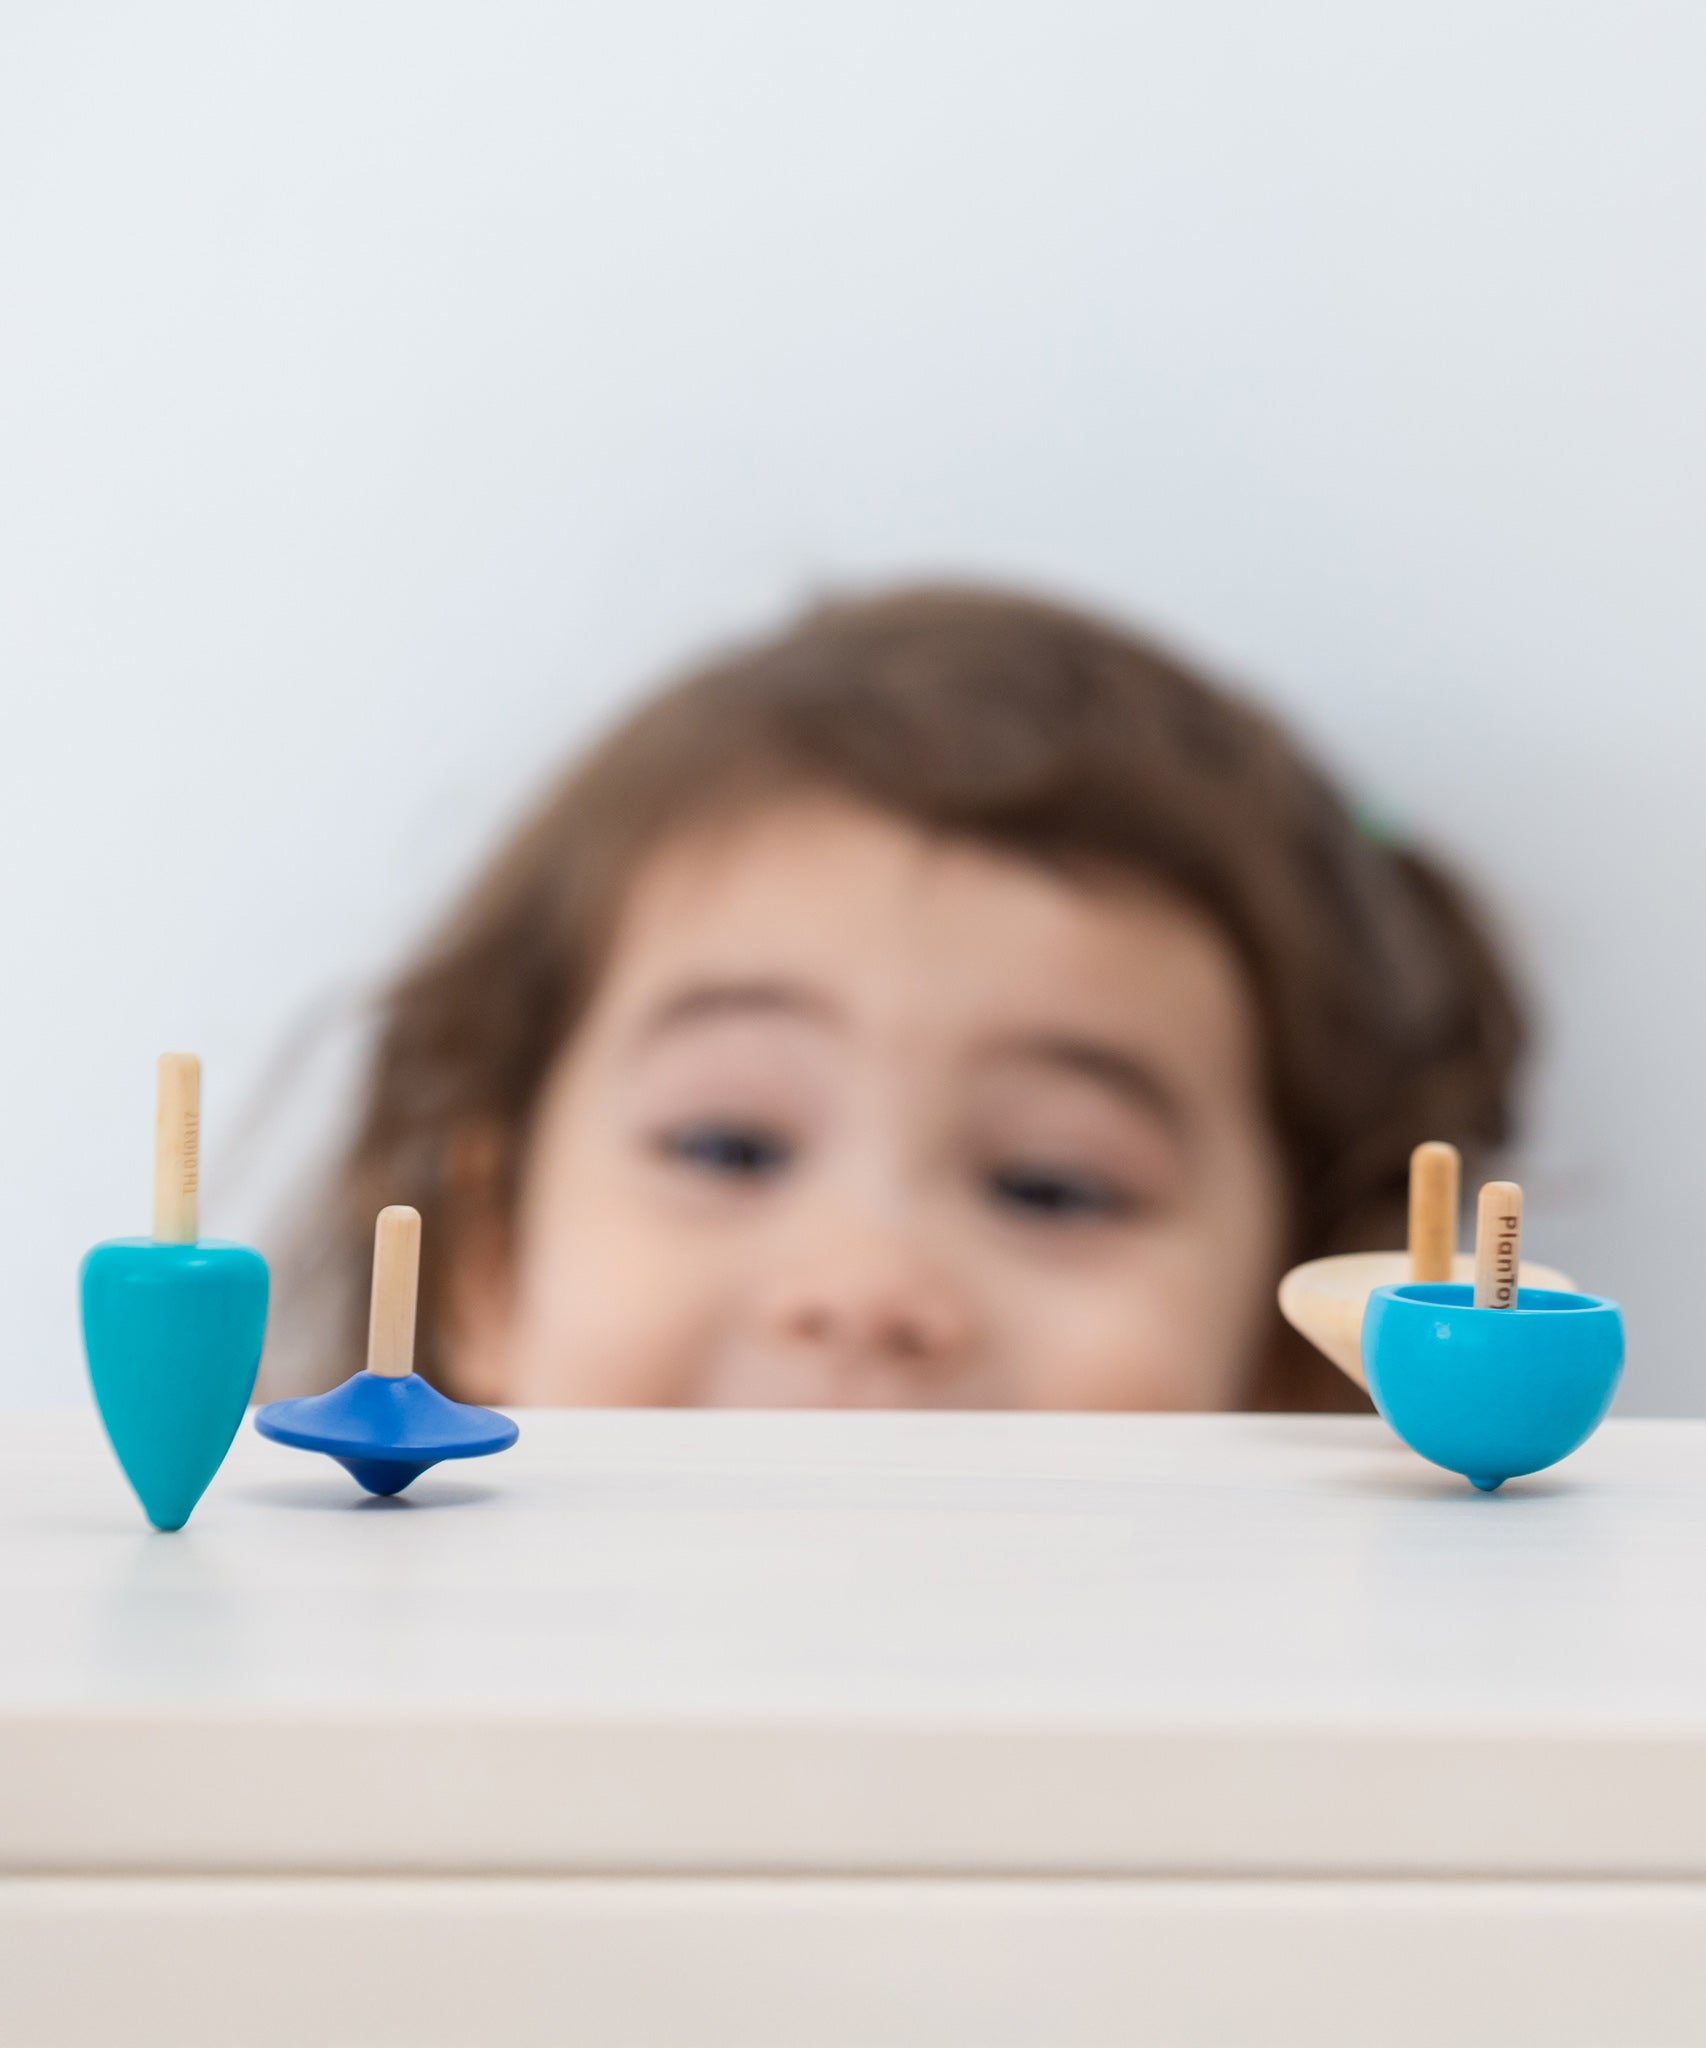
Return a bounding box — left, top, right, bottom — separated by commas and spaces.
987, 1163, 1136, 1222
657, 1122, 793, 1180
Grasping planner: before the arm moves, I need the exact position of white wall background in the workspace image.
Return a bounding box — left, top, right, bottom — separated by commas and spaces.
3, 2, 1702, 1409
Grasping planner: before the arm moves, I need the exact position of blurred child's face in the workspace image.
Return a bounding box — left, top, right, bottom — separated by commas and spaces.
454, 794, 1286, 1410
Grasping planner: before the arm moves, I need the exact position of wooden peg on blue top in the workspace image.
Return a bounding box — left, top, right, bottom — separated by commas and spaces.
253, 1204, 518, 1495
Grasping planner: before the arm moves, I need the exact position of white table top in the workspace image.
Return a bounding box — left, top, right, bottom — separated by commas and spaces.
6, 1409, 1706, 1878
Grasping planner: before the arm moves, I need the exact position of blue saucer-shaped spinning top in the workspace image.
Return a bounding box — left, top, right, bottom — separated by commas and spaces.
254, 1205, 517, 1496
255, 1363, 518, 1495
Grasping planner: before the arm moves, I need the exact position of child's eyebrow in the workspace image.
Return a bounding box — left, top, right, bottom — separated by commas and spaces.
982, 1031, 1188, 1135
632, 977, 842, 1044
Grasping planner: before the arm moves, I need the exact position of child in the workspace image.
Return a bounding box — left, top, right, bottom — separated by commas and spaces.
303, 586, 1522, 1411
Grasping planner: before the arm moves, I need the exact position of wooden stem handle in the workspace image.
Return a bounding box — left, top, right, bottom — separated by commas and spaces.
367, 1205, 422, 1379
152, 1053, 200, 1244
1408, 1141, 1460, 1285
1474, 1181, 1523, 1310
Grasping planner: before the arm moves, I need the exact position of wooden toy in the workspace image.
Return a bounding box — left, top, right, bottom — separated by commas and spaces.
1409, 1138, 1459, 1283
79, 1053, 270, 1530
1277, 1142, 1572, 1389
253, 1204, 518, 1495
1363, 1175, 1624, 1491
1473, 1178, 1522, 1308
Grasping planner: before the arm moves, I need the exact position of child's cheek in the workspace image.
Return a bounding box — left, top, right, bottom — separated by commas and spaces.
507, 1202, 750, 1407
991, 1235, 1254, 1412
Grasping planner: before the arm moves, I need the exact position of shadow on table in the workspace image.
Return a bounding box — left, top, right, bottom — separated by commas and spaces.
233, 1478, 503, 1512
1314, 1466, 1578, 1502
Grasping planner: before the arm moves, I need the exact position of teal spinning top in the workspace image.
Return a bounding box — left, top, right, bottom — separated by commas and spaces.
1365, 1280, 1623, 1491
1363, 1178, 1624, 1492
254, 1205, 517, 1496
80, 1054, 269, 1531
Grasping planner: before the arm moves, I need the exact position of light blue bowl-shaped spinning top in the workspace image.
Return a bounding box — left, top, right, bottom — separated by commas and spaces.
254, 1205, 517, 1496
1363, 1180, 1624, 1492
80, 1054, 269, 1531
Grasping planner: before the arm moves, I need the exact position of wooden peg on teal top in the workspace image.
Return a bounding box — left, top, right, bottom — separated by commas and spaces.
80, 1053, 269, 1530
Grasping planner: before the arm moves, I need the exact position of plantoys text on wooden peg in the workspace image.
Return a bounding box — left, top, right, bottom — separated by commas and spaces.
79, 1053, 270, 1530
1474, 1180, 1523, 1309
1363, 1173, 1625, 1492
1276, 1140, 1570, 1388
253, 1204, 518, 1496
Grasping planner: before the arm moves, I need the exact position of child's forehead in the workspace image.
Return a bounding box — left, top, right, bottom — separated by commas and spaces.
622, 791, 1159, 938
592, 791, 1261, 1056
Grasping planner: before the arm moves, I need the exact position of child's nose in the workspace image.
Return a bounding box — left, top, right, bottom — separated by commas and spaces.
755, 1226, 976, 1392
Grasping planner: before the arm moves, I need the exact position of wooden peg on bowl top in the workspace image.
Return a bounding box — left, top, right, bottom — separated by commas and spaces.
1474, 1180, 1524, 1310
